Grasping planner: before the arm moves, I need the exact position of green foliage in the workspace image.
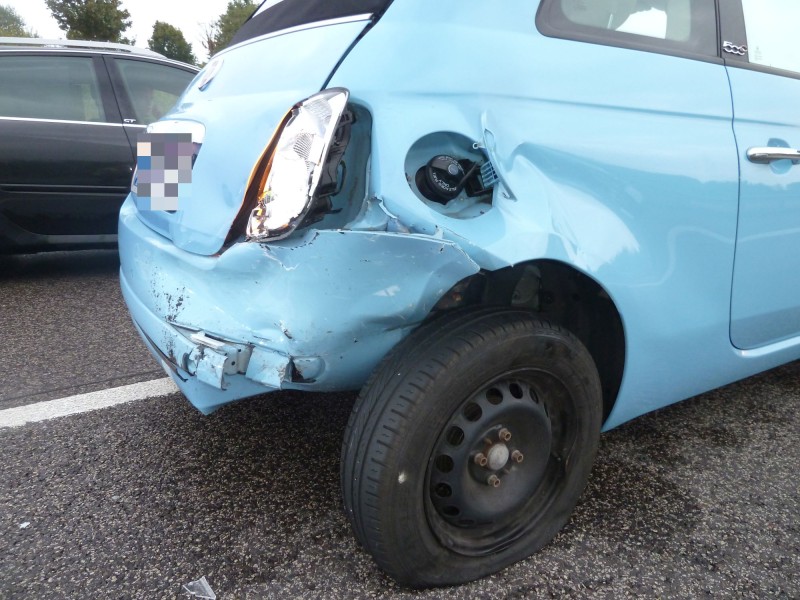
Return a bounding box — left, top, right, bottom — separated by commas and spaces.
45, 0, 133, 43
203, 0, 257, 58
0, 4, 37, 37
148, 21, 196, 65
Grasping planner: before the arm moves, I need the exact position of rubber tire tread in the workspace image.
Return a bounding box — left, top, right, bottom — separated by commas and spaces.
341, 307, 602, 587
341, 306, 502, 546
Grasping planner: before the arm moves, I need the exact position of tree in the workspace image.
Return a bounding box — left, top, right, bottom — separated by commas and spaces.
148, 21, 196, 65
45, 0, 133, 43
200, 22, 217, 59
203, 0, 256, 58
0, 4, 37, 37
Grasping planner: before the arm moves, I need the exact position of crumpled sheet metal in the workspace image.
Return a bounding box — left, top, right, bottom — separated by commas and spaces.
120, 198, 480, 413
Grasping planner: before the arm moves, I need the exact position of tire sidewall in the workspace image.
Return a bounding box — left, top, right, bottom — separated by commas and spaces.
378, 315, 601, 585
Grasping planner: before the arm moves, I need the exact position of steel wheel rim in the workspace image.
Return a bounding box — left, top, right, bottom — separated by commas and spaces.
424, 368, 579, 556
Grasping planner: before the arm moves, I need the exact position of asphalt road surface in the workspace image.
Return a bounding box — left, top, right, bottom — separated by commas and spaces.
1, 251, 798, 598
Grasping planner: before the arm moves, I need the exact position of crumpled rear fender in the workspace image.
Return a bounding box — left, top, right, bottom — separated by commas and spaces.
119, 197, 479, 413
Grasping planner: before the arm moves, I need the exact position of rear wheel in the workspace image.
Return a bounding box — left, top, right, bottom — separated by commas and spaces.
341, 308, 602, 587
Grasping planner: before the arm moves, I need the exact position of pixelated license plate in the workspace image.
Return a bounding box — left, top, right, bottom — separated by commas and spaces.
133, 133, 194, 211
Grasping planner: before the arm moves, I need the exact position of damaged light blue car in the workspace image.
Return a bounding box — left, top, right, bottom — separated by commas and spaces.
119, 0, 800, 588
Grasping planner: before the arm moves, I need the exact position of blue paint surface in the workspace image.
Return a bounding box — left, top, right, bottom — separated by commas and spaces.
119, 1, 800, 428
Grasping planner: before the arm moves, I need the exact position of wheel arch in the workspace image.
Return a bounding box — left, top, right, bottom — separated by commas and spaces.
432, 259, 625, 422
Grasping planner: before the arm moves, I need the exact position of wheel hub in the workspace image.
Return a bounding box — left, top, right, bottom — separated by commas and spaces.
485, 442, 509, 472
428, 379, 553, 528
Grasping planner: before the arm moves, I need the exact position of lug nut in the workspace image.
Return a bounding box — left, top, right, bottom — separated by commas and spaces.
486, 474, 501, 488
499, 428, 512, 442
511, 450, 524, 463
473, 452, 489, 467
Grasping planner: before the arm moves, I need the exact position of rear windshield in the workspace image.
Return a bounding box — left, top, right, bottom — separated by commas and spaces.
230, 0, 394, 47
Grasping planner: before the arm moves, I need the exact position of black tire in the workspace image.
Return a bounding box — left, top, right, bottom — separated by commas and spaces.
341, 308, 602, 587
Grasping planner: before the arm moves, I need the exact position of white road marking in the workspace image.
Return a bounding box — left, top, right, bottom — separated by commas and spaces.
0, 378, 179, 429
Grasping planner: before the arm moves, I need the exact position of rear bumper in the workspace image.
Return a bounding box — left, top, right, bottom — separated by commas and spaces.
119, 196, 479, 413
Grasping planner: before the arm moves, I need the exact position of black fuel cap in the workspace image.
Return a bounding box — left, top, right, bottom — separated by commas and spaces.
423, 155, 465, 202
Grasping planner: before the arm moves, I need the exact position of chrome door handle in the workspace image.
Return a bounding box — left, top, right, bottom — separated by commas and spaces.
747, 147, 800, 164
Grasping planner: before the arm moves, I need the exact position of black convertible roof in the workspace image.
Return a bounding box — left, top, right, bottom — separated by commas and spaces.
230, 0, 394, 47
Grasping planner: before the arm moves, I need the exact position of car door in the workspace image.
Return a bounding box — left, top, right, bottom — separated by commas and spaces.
0, 51, 133, 247
724, 0, 800, 349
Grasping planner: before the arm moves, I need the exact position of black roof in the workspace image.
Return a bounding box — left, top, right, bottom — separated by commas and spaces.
230, 0, 394, 47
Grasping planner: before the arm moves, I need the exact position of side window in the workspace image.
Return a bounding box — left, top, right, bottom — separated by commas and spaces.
0, 56, 106, 122
538, 0, 717, 57
741, 0, 800, 75
115, 59, 194, 125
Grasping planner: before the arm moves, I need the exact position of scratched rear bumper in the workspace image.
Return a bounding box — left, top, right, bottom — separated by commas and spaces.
118, 196, 479, 414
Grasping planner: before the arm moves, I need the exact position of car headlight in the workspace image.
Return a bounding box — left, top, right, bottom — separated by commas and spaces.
245, 88, 350, 241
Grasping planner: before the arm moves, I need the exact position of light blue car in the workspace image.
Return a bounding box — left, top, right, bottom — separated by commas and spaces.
119, 0, 800, 587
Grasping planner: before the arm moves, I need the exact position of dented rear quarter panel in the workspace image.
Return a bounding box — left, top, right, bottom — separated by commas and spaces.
329, 0, 800, 428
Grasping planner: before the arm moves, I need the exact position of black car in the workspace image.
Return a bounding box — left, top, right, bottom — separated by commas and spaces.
0, 38, 198, 253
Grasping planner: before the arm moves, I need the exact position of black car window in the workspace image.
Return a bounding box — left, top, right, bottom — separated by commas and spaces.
741, 0, 799, 75
114, 59, 195, 125
537, 0, 718, 59
0, 55, 106, 122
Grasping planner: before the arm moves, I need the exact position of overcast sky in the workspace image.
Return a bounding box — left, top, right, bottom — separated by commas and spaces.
3, 0, 241, 61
